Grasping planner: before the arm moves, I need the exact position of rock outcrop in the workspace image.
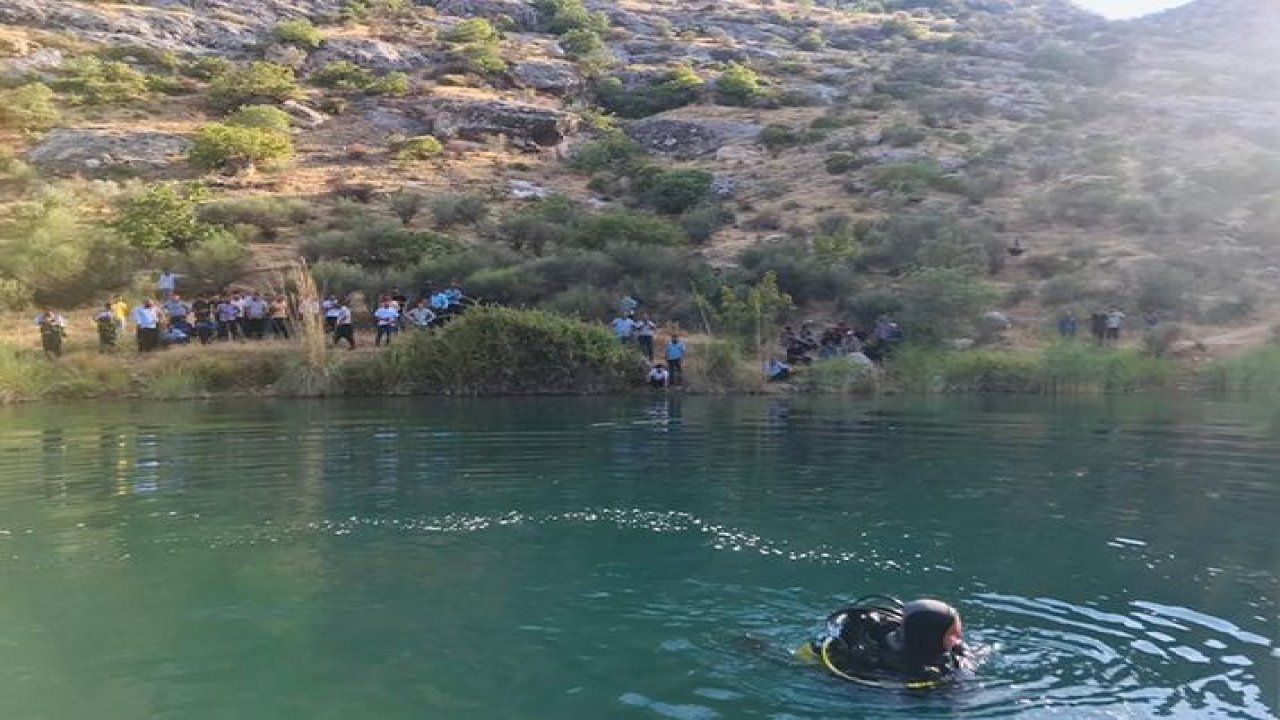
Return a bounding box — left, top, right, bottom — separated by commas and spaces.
27, 129, 192, 174
414, 99, 580, 147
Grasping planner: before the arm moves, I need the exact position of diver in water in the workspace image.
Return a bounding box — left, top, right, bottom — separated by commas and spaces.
799, 595, 967, 688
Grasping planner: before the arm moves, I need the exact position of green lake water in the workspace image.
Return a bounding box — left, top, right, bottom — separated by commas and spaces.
0, 396, 1276, 720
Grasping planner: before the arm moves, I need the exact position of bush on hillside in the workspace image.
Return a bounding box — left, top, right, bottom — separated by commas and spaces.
572, 210, 686, 249
444, 18, 499, 44
796, 29, 825, 51
55, 57, 149, 104
430, 194, 490, 228
634, 168, 713, 215
394, 136, 445, 162
536, 0, 609, 34
569, 131, 644, 172
190, 123, 294, 172
895, 267, 996, 343
273, 19, 325, 50
0, 83, 60, 131
881, 122, 927, 147
111, 183, 217, 255
739, 242, 858, 304
355, 306, 643, 394
679, 202, 732, 244
312, 60, 374, 89
758, 124, 801, 154
302, 213, 461, 267
180, 231, 252, 290
207, 62, 300, 112
559, 28, 604, 58
595, 66, 702, 118
226, 104, 292, 131
715, 63, 763, 106
198, 196, 314, 240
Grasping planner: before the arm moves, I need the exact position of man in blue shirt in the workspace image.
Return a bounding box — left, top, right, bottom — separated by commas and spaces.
665, 335, 686, 385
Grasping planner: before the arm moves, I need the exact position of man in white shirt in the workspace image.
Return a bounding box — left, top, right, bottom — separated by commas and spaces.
133, 300, 161, 352
374, 298, 400, 346
157, 269, 178, 299
332, 301, 355, 349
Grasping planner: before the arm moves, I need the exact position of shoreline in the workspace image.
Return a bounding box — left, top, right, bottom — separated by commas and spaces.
4, 331, 1276, 406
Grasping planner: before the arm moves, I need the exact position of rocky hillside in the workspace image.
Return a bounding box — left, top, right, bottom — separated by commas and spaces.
1, 0, 1277, 351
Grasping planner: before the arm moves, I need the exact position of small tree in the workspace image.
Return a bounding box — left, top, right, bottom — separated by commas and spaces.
207, 62, 301, 112
190, 123, 295, 172
699, 271, 794, 351
111, 183, 215, 256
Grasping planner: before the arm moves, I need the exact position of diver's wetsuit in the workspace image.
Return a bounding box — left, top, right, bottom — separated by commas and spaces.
808, 596, 964, 686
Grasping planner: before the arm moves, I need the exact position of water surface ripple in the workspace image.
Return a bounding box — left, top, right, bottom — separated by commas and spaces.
0, 397, 1275, 719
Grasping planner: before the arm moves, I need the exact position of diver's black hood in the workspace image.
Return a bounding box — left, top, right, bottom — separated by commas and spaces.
901, 599, 957, 661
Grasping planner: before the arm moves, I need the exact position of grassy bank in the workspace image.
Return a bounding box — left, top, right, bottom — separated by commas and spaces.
0, 307, 649, 403
2, 310, 1277, 404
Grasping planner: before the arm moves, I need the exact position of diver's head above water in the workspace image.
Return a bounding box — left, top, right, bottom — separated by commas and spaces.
894, 598, 965, 661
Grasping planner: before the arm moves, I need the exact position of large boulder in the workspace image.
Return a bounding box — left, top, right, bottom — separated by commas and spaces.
414, 99, 580, 147
27, 128, 192, 174
306, 38, 432, 74
0, 0, 258, 53
510, 60, 583, 96
625, 118, 762, 158
434, 0, 540, 30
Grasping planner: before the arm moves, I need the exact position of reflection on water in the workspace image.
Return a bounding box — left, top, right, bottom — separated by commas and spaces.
0, 396, 1275, 719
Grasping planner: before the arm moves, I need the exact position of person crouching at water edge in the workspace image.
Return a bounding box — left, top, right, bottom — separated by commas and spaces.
797, 596, 968, 688
648, 363, 670, 388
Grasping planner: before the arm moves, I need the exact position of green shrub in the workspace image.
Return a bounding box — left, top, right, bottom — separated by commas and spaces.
1201, 347, 1280, 395
358, 306, 643, 394
1130, 262, 1195, 315
881, 122, 927, 147
559, 28, 604, 57
369, 71, 410, 96
572, 210, 686, 249
395, 135, 444, 162
758, 124, 801, 154
796, 29, 825, 51
430, 194, 490, 228
190, 123, 295, 172
739, 242, 857, 304
596, 67, 706, 119
895, 267, 997, 343
569, 130, 644, 172
679, 202, 732, 244
312, 60, 374, 89
181, 231, 252, 290
186, 56, 233, 80
459, 42, 507, 74
111, 183, 216, 255
226, 104, 292, 131
715, 63, 762, 106
0, 83, 60, 131
799, 358, 879, 394
536, 0, 609, 34
445, 18, 499, 44
273, 19, 325, 49
825, 153, 867, 174
207, 62, 300, 112
198, 196, 314, 239
303, 210, 462, 267
634, 168, 713, 214
870, 160, 951, 195
56, 57, 149, 104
